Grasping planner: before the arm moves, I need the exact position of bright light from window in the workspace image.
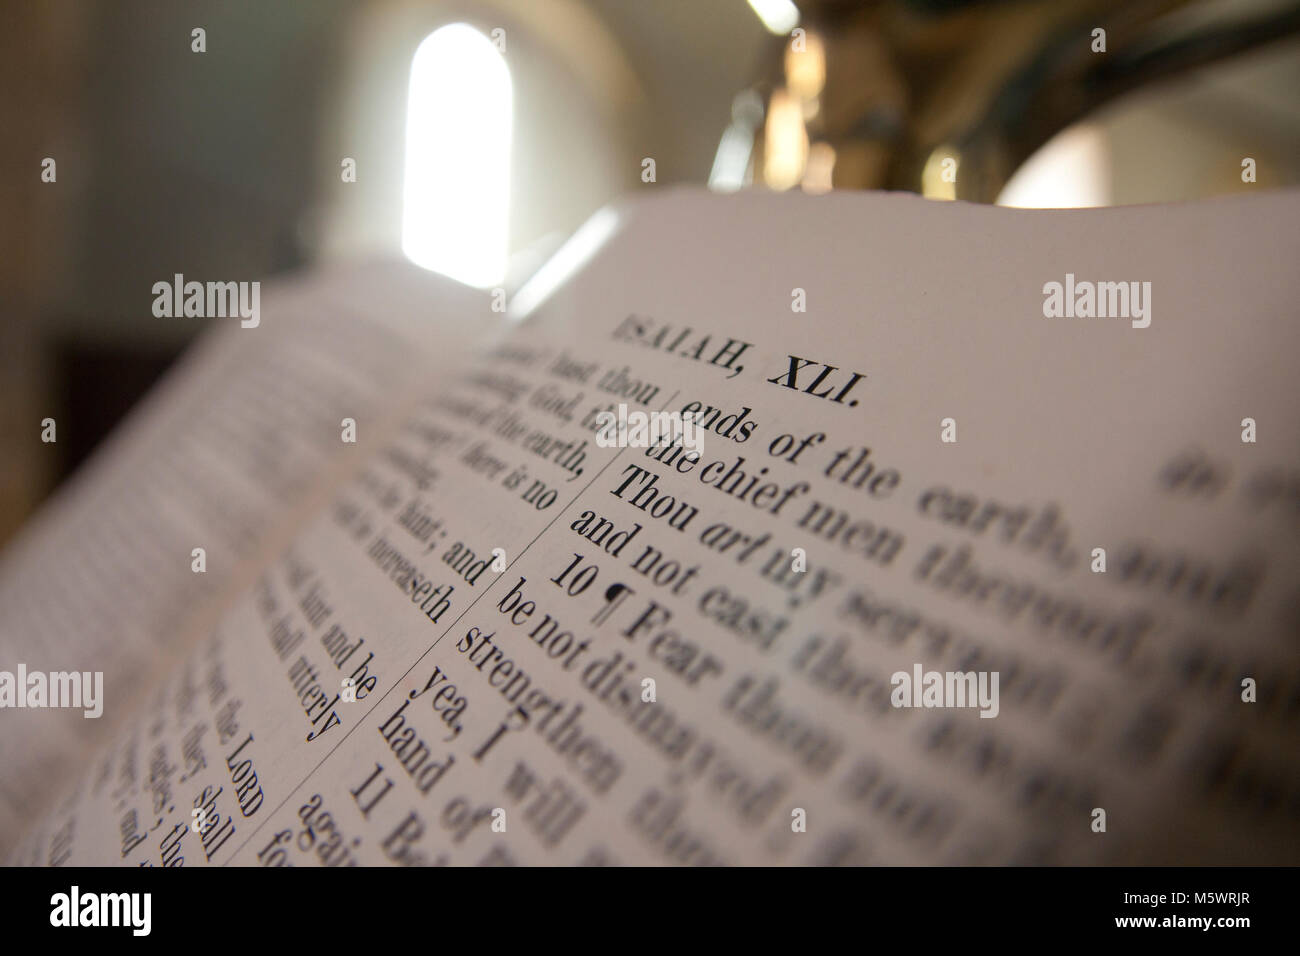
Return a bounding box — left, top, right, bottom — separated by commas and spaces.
748, 0, 799, 35
402, 23, 512, 288
509, 207, 621, 322
997, 124, 1110, 208
764, 87, 807, 190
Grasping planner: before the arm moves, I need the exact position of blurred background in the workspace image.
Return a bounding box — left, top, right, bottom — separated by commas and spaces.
2, 0, 1298, 546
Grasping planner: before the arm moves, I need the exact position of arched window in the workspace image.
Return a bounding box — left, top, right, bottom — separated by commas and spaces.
401, 24, 512, 288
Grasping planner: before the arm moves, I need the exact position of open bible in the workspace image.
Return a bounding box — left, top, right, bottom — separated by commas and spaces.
2, 187, 1297, 866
